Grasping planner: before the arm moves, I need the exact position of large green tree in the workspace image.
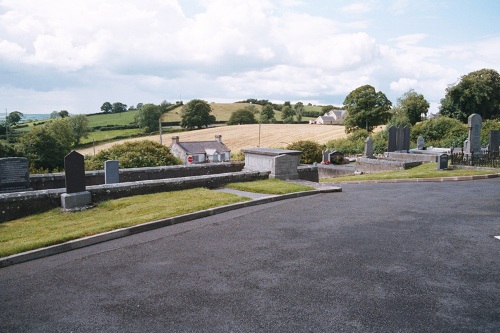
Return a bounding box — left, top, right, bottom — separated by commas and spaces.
112, 102, 127, 113
100, 102, 112, 113
180, 99, 216, 130
68, 114, 90, 144
17, 126, 71, 172
281, 106, 295, 123
396, 89, 429, 125
294, 102, 304, 122
259, 104, 276, 123
343, 85, 392, 133
440, 68, 500, 122
6, 111, 23, 126
227, 108, 257, 125
135, 104, 162, 132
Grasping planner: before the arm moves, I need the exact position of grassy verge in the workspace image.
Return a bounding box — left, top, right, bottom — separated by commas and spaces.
321, 163, 499, 182
226, 179, 314, 194
0, 188, 251, 257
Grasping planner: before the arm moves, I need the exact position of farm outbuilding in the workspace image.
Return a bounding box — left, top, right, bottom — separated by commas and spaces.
170, 135, 231, 164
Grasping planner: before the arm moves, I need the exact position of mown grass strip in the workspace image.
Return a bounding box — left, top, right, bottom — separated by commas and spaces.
321, 163, 499, 182
0, 188, 251, 257
226, 179, 314, 194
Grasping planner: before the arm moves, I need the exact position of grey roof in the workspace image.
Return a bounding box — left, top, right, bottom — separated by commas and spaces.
177, 141, 230, 154
317, 116, 336, 122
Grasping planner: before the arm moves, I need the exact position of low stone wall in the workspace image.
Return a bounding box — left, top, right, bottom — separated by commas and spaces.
356, 157, 422, 173
0, 171, 269, 223
317, 165, 355, 179
386, 152, 437, 163
29, 162, 245, 190
297, 165, 319, 182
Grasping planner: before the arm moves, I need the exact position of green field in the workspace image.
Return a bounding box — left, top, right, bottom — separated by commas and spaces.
86, 110, 139, 127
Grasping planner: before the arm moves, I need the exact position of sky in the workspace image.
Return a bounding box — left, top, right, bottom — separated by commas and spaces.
0, 0, 499, 115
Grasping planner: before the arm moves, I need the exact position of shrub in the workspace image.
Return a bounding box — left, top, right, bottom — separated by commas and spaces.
85, 140, 182, 170
412, 117, 466, 147
286, 140, 323, 164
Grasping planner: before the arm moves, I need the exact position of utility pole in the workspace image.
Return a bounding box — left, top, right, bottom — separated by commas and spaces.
159, 117, 163, 145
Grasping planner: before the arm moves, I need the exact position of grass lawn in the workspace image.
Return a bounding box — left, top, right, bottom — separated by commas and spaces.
0, 179, 315, 257
321, 163, 499, 182
0, 188, 251, 258
226, 179, 314, 194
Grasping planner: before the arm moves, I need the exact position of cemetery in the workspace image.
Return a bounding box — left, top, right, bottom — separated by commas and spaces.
0, 148, 318, 222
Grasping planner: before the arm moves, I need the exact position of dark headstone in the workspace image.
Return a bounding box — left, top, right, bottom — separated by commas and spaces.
437, 154, 448, 170
64, 151, 86, 193
396, 126, 404, 151
329, 151, 344, 164
402, 125, 410, 151
105, 160, 120, 184
388, 126, 397, 152
0, 157, 30, 193
489, 130, 499, 154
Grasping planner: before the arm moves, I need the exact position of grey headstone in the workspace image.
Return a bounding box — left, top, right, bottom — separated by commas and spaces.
388, 126, 397, 152
463, 139, 469, 152
437, 154, 448, 170
402, 125, 411, 151
0, 157, 30, 193
322, 150, 330, 163
466, 113, 482, 155
105, 160, 120, 184
271, 154, 299, 180
364, 137, 374, 158
64, 151, 86, 194
489, 130, 499, 154
417, 136, 425, 150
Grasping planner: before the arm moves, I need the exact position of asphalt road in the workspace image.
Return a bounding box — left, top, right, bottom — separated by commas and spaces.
1, 179, 499, 332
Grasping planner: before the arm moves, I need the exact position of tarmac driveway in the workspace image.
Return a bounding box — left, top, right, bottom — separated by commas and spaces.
1, 179, 499, 332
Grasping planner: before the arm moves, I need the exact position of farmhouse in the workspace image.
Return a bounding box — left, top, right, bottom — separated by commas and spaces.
315, 110, 347, 125
170, 135, 231, 164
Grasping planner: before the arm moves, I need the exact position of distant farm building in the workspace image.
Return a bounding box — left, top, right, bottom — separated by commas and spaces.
315, 110, 347, 125
170, 135, 231, 164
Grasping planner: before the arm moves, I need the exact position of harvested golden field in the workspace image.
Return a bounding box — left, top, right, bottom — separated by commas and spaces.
77, 124, 348, 156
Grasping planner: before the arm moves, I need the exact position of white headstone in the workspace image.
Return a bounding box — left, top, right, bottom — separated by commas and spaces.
105, 160, 120, 184
417, 136, 425, 150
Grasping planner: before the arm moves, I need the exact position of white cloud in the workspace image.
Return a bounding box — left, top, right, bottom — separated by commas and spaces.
340, 2, 374, 15
0, 0, 498, 113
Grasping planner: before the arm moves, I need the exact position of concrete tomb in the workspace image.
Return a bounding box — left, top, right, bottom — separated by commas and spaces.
105, 160, 120, 184
0, 157, 30, 193
243, 148, 302, 180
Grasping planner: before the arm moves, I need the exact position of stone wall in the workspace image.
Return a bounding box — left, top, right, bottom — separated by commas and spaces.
386, 152, 437, 163
0, 171, 268, 223
356, 157, 422, 173
317, 165, 355, 179
297, 165, 319, 182
29, 162, 245, 190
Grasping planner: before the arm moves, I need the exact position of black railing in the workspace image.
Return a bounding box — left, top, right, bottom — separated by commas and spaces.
450, 148, 500, 168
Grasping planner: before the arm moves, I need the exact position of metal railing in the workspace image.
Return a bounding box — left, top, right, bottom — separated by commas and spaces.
450, 148, 500, 168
